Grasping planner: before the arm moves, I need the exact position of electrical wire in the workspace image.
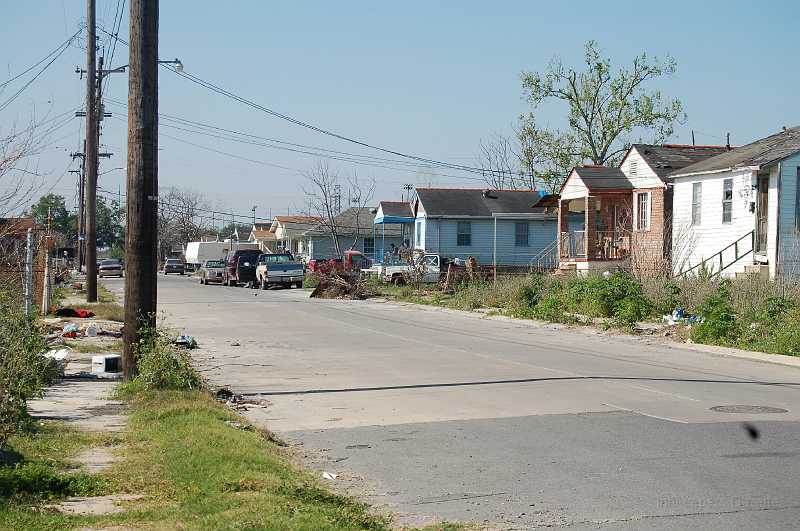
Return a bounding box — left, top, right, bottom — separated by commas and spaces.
95, 26, 531, 180
0, 29, 83, 113
0, 28, 83, 90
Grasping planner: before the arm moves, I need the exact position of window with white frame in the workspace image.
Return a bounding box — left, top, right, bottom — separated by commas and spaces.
636, 192, 651, 230
456, 221, 471, 246
691, 182, 702, 226
415, 222, 422, 246
722, 179, 733, 224
515, 222, 529, 246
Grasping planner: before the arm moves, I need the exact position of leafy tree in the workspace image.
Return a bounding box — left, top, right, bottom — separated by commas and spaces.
29, 193, 75, 238
96, 196, 124, 248
519, 41, 686, 192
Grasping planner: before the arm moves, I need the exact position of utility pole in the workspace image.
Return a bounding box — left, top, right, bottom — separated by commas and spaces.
123, 0, 159, 379
84, 0, 99, 301
402, 183, 413, 202
251, 205, 257, 225
70, 141, 86, 270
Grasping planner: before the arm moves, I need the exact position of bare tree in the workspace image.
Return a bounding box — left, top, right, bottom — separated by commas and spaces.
0, 123, 45, 221
158, 186, 210, 259
478, 135, 519, 190
343, 174, 375, 251
303, 162, 376, 258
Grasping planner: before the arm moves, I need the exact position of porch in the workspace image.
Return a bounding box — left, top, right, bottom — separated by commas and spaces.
558, 194, 632, 272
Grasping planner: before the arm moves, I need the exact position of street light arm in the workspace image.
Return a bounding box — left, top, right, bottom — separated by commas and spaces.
101, 58, 182, 75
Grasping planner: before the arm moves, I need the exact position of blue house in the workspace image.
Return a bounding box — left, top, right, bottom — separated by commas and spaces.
411, 188, 558, 266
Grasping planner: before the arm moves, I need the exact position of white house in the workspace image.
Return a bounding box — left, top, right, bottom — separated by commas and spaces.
670, 127, 800, 278
269, 215, 321, 255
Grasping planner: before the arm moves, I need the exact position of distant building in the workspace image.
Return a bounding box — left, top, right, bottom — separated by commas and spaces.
248, 223, 278, 253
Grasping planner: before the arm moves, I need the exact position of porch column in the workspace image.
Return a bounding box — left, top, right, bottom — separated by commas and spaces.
585, 196, 597, 259
558, 199, 569, 258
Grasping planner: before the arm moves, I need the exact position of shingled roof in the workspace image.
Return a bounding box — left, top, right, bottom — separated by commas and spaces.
304, 207, 401, 237
670, 127, 800, 177
414, 188, 550, 217
570, 166, 633, 191
378, 201, 414, 218
632, 144, 730, 180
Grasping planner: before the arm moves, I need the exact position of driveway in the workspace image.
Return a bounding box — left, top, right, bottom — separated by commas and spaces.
104, 275, 800, 529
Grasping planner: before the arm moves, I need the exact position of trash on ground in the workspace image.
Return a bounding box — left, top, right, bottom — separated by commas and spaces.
92, 354, 122, 374
55, 308, 95, 318
230, 341, 241, 347
322, 472, 338, 481
44, 348, 72, 375
62, 323, 80, 338
174, 334, 198, 349
86, 324, 98, 337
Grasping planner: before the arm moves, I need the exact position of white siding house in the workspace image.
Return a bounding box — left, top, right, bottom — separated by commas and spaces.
670, 127, 800, 278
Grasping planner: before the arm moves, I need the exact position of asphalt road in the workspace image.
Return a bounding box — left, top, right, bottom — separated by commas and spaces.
104, 274, 800, 529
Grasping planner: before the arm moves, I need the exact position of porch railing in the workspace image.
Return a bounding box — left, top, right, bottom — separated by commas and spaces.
675, 230, 755, 278
560, 230, 630, 260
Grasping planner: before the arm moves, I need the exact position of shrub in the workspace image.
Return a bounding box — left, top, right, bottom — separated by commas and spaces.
303, 274, 320, 289
0, 298, 59, 448
130, 325, 203, 391
690, 282, 739, 345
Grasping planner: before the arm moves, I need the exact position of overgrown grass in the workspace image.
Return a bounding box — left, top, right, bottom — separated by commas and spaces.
373, 272, 800, 356
58, 302, 124, 322
0, 423, 117, 529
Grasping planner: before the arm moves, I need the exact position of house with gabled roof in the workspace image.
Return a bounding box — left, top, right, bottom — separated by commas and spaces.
412, 188, 557, 266
299, 207, 402, 260
269, 215, 322, 255
247, 223, 278, 253
670, 127, 800, 278
557, 144, 729, 275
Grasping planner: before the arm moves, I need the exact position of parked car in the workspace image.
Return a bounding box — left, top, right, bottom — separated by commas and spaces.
163, 258, 185, 275
223, 249, 261, 287
307, 250, 369, 275
255, 253, 305, 289
198, 259, 225, 285
98, 258, 124, 278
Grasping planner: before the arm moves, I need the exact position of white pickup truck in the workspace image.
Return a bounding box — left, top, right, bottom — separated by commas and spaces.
378, 254, 442, 285
255, 253, 305, 289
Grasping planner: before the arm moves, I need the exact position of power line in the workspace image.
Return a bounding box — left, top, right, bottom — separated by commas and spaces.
0, 28, 83, 113
0, 28, 83, 90
95, 25, 531, 179
106, 104, 492, 183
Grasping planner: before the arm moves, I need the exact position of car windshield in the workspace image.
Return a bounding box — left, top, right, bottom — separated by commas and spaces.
100, 260, 119, 266
166, 260, 181, 265
205, 260, 224, 268
261, 254, 293, 263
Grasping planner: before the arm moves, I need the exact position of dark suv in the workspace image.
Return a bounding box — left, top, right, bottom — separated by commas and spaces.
223, 249, 261, 287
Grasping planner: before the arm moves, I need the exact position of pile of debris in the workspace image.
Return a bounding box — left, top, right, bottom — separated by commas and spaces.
310, 272, 369, 300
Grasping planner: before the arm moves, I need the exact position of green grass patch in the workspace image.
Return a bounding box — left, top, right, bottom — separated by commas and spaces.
58, 302, 124, 322
64, 339, 123, 353
0, 423, 118, 530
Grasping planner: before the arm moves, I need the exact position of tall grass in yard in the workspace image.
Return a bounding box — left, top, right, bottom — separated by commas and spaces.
0, 295, 59, 448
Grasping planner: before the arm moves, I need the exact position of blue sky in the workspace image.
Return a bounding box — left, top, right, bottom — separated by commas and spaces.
2, 0, 798, 223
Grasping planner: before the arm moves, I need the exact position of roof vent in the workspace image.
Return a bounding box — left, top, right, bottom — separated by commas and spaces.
482, 189, 497, 199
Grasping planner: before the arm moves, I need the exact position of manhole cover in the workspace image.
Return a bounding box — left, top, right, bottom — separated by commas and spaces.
710, 405, 788, 414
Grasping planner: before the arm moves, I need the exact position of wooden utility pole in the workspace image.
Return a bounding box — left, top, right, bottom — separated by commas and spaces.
84, 0, 99, 301
71, 141, 86, 270
123, 0, 159, 379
